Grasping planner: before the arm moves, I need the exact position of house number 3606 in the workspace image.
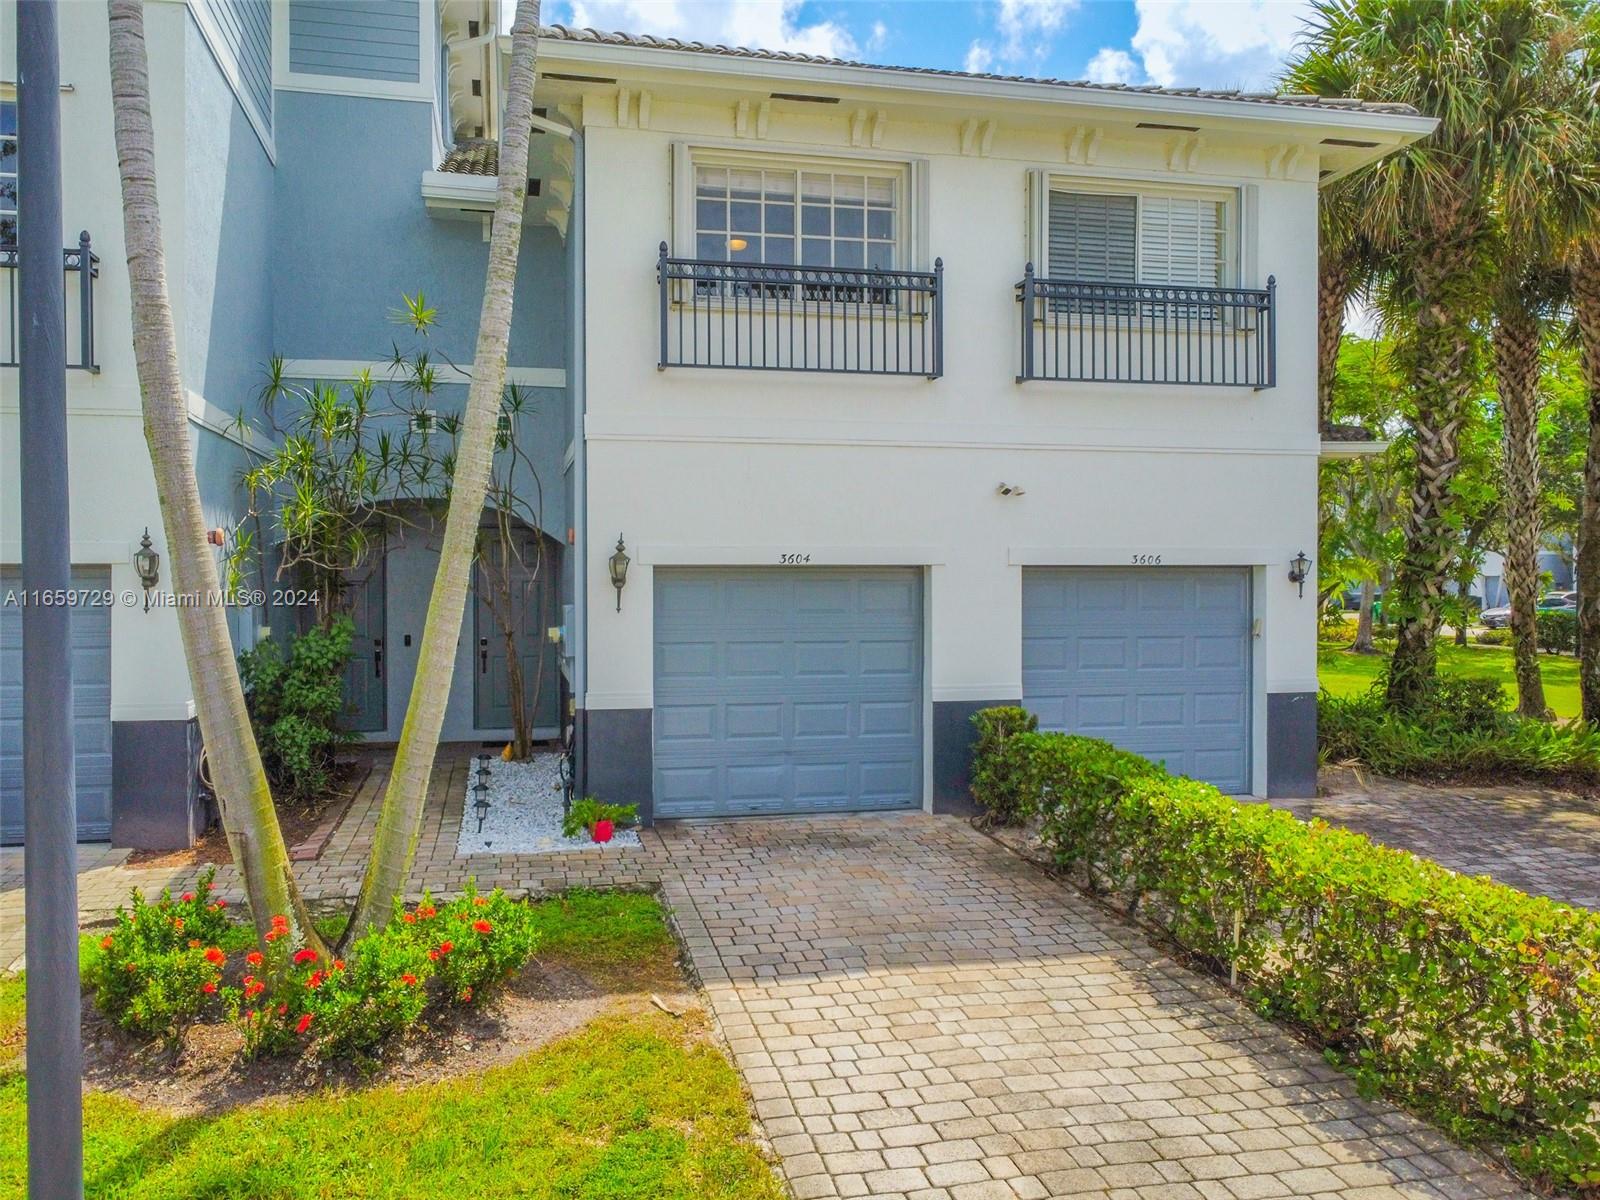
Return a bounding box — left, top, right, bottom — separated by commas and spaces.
1131, 554, 1163, 565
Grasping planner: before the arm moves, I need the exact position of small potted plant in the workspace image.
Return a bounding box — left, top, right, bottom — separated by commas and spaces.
562, 796, 639, 843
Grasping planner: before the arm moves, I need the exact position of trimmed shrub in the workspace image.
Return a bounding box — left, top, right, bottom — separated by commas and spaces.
1538, 608, 1578, 655
1477, 628, 1512, 646
967, 706, 1038, 825
970, 713, 1600, 1190
83, 869, 234, 1043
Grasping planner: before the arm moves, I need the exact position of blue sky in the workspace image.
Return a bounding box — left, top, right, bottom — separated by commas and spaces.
539, 1, 1316, 93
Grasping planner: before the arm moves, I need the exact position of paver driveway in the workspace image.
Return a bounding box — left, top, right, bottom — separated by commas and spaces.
657, 814, 1529, 1200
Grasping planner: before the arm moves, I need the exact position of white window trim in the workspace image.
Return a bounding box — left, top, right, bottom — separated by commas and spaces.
672, 142, 930, 273
187, 0, 276, 162
1028, 170, 1242, 289
271, 0, 436, 103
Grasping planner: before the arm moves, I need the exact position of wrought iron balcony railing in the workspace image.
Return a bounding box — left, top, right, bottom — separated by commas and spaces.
1016, 266, 1275, 389
657, 244, 943, 378
1, 231, 100, 372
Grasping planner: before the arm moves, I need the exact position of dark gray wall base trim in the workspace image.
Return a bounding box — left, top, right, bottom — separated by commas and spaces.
932, 699, 1020, 816
1266, 691, 1318, 799
112, 718, 206, 850
577, 707, 654, 826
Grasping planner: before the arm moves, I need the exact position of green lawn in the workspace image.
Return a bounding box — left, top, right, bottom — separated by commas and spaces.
1, 893, 783, 1200
1318, 638, 1582, 719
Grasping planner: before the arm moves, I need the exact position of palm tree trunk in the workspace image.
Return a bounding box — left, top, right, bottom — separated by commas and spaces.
108, 0, 321, 951
1494, 304, 1548, 717
1318, 254, 1351, 435
1572, 243, 1600, 722
343, 0, 542, 942
1385, 241, 1480, 712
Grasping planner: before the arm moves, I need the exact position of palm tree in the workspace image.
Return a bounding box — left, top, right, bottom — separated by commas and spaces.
107, 0, 323, 951
342, 0, 543, 942
1317, 182, 1371, 435
1290, 0, 1582, 711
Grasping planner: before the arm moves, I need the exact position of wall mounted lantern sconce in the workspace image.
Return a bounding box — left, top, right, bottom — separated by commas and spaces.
1288, 550, 1312, 599
609, 535, 630, 612
133, 527, 160, 611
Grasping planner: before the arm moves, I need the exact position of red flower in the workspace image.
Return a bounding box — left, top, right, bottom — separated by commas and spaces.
99, 935, 114, 951
292, 948, 318, 965
402, 912, 417, 924
400, 973, 418, 987
271, 914, 289, 929
246, 980, 266, 997
172, 918, 184, 931
417, 904, 436, 919
427, 949, 439, 961
204, 946, 226, 965
188, 939, 201, 949
181, 892, 195, 903
245, 950, 263, 966
438, 941, 453, 955
125, 963, 137, 973
473, 896, 487, 907
296, 1013, 313, 1035
210, 899, 227, 910
264, 930, 280, 943
206, 880, 216, 891
332, 959, 346, 972
473, 919, 492, 934
305, 971, 325, 990
245, 1010, 257, 1022
459, 987, 473, 1003
201, 981, 217, 994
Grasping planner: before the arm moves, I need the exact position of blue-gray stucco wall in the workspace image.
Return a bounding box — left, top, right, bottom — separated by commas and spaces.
185, 9, 276, 423
271, 91, 567, 369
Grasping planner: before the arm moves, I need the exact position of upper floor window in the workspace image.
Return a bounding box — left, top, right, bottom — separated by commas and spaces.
1042, 182, 1233, 288
1, 100, 16, 248
694, 163, 899, 270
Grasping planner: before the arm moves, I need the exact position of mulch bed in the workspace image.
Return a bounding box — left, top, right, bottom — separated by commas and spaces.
126, 759, 372, 869
70, 946, 695, 1117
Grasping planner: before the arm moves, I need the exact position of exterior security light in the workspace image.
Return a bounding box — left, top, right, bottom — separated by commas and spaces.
134, 527, 160, 611
609, 535, 631, 612
727, 237, 749, 252
1288, 551, 1312, 598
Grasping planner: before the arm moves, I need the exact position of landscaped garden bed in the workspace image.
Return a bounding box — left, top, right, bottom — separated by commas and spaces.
969, 706, 1600, 1197
0, 886, 783, 1199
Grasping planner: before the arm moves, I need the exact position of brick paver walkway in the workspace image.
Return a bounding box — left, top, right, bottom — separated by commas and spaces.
1284, 768, 1599, 910
657, 816, 1529, 1200
1, 751, 1536, 1197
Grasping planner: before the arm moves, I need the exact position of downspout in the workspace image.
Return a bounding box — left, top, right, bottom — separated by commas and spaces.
569, 130, 588, 787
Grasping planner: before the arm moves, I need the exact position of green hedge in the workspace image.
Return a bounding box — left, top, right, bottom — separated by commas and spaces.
968, 714, 1600, 1190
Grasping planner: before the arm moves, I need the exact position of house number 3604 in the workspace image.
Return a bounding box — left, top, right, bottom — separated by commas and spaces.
1131, 554, 1163, 565
779, 553, 812, 564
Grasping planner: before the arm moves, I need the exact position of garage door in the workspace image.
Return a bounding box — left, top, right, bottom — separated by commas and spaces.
1022, 567, 1251, 794
1, 567, 115, 842
654, 568, 923, 817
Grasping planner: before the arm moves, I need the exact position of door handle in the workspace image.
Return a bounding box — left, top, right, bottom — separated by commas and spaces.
480, 637, 489, 674
373, 638, 383, 679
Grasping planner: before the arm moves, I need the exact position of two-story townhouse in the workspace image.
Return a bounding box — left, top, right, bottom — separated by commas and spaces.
1, 0, 573, 847
538, 28, 1432, 820
2, 2, 1431, 849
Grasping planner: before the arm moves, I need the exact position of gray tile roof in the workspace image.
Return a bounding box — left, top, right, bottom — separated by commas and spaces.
537, 25, 1421, 118
439, 138, 499, 176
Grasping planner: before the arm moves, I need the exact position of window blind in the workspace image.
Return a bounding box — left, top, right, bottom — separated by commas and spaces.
1137, 195, 1225, 287
1047, 191, 1136, 283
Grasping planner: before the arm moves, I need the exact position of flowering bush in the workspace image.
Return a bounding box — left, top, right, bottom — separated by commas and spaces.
409, 882, 542, 1003
83, 869, 233, 1042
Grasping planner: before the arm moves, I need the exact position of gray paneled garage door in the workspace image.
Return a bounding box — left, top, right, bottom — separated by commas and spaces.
1, 567, 115, 842
654, 568, 923, 818
1022, 567, 1251, 793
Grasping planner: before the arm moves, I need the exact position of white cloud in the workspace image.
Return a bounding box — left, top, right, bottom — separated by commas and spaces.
1084, 47, 1138, 85
964, 40, 995, 74
1128, 0, 1311, 90
867, 20, 889, 54
557, 0, 857, 59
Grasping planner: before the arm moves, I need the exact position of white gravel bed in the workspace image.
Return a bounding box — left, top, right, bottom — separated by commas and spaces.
455, 753, 642, 856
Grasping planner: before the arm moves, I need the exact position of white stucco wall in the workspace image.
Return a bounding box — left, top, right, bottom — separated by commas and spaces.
573, 83, 1327, 798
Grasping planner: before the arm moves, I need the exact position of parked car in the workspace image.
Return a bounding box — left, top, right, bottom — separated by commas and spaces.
1480, 592, 1576, 629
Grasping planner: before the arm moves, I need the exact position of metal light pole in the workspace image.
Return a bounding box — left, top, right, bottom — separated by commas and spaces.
18, 1, 85, 1196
